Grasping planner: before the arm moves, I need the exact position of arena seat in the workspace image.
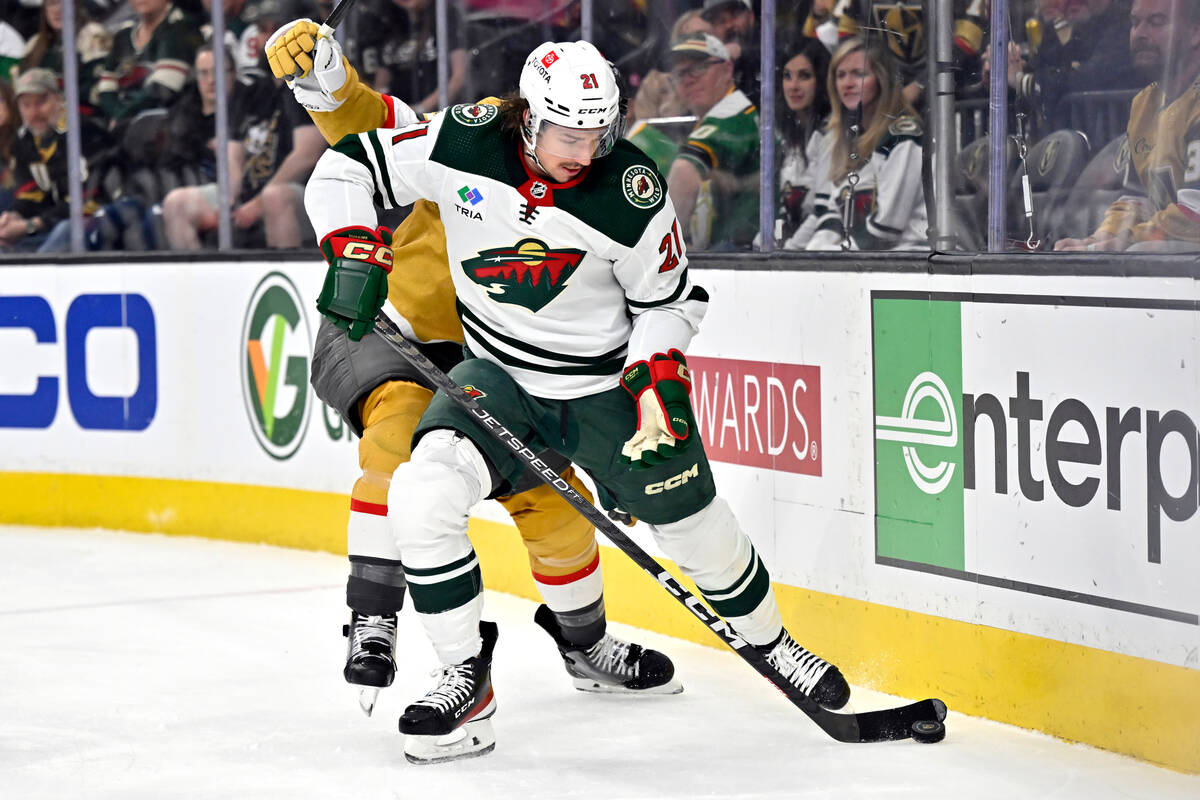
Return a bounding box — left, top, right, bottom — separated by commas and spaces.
953, 135, 1016, 248
1047, 133, 1131, 243
1006, 129, 1090, 248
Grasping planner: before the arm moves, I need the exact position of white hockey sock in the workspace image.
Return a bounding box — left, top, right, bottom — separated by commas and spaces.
651, 497, 783, 647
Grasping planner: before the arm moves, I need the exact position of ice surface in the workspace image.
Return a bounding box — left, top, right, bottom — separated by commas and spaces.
1, 526, 1195, 800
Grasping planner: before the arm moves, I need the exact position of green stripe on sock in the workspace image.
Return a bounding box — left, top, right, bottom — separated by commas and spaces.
704, 555, 771, 618
405, 565, 483, 614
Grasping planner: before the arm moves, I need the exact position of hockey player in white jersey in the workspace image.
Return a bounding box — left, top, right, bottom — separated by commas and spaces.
263, 20, 682, 722
304, 40, 851, 764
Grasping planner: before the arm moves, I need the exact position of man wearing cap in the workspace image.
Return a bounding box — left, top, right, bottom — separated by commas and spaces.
0, 68, 111, 252
665, 33, 760, 250
702, 0, 760, 103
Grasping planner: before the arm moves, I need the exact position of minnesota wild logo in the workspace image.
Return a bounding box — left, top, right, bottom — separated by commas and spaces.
460, 238, 585, 312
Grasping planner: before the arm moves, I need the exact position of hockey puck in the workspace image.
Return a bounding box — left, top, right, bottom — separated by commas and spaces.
910, 719, 946, 744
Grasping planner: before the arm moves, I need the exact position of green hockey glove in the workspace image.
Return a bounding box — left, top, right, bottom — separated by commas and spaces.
619, 349, 696, 470
317, 226, 393, 341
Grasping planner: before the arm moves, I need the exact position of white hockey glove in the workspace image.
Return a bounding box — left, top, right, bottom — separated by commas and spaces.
265, 18, 349, 112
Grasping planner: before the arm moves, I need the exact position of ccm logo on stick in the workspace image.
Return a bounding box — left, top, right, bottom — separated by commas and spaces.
645, 463, 699, 494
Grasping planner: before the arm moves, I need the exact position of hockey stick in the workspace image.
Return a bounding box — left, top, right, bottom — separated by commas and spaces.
317, 0, 356, 40
281, 0, 358, 80
370, 314, 947, 743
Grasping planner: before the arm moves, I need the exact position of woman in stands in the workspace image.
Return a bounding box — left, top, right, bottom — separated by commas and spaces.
775, 36, 831, 249
18, 0, 111, 113
805, 36, 928, 251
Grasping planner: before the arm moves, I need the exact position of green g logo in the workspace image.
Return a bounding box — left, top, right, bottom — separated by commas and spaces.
241, 272, 312, 460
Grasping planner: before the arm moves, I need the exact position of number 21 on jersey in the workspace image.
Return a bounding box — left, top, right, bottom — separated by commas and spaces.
658, 220, 683, 273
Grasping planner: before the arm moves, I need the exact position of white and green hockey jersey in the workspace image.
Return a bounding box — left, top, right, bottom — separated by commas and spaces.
306, 102, 708, 399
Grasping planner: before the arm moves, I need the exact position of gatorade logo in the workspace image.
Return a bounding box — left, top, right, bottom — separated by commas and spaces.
241, 272, 312, 460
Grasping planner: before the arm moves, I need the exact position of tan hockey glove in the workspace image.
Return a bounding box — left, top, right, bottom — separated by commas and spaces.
265, 18, 352, 112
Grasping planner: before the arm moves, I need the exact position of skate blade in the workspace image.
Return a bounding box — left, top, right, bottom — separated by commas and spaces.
571, 676, 684, 695
358, 687, 380, 717
403, 719, 496, 765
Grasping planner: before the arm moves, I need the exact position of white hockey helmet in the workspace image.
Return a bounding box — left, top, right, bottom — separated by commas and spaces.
518, 40, 624, 160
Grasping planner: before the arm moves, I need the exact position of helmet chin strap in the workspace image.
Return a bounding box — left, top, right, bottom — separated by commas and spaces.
521, 111, 551, 176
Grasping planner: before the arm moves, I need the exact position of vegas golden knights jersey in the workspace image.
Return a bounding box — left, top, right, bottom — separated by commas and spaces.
1098, 77, 1200, 244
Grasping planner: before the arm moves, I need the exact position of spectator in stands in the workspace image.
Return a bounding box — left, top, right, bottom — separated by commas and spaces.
18, 0, 111, 115
805, 37, 927, 251
776, 36, 832, 249
1006, 0, 1140, 129
630, 8, 712, 123
359, 0, 467, 115
806, 1, 987, 105
197, 0, 256, 81
666, 33, 760, 250
459, 0, 576, 94
1022, 0, 1073, 62
19, 0, 111, 76
161, 64, 324, 248
623, 102, 678, 177
701, 0, 760, 103
0, 68, 112, 252
1054, 0, 1200, 252
241, 0, 314, 82
0, 79, 17, 212
94, 0, 202, 126
2, 19, 26, 82
2, 0, 38, 42
158, 40, 240, 187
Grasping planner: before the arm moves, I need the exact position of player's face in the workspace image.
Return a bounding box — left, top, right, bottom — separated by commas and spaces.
16, 90, 63, 139
532, 122, 606, 182
835, 50, 878, 114
782, 53, 818, 113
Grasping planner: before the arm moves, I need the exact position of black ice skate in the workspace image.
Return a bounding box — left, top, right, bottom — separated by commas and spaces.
342, 611, 397, 716
759, 629, 850, 710
534, 604, 683, 695
398, 620, 499, 765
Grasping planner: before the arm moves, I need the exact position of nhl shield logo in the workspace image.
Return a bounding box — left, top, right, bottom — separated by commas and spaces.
622, 165, 663, 209
529, 181, 548, 199
461, 238, 585, 312
451, 103, 498, 126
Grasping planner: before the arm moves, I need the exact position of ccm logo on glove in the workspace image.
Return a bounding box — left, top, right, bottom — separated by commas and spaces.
324, 228, 394, 271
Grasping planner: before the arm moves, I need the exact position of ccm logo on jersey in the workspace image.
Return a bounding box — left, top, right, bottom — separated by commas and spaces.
644, 463, 699, 494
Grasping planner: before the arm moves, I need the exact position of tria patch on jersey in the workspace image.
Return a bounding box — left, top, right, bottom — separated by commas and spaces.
451, 103, 498, 126
460, 238, 585, 312
622, 165, 663, 208
461, 385, 487, 399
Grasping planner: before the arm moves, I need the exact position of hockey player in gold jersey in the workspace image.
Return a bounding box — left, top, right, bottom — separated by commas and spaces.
263, 19, 682, 728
